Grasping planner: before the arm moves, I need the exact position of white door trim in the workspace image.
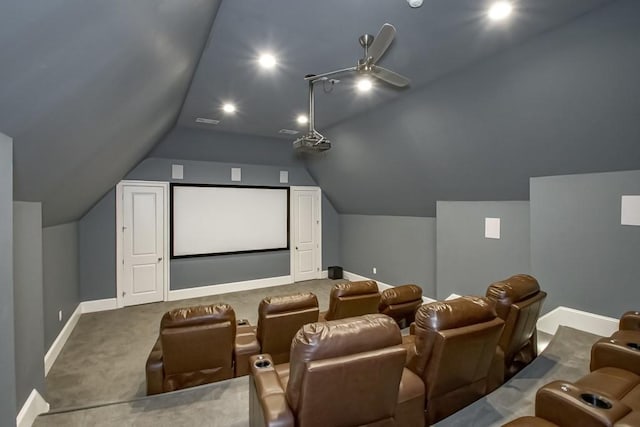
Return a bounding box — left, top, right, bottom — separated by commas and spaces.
290, 186, 322, 282
116, 180, 170, 308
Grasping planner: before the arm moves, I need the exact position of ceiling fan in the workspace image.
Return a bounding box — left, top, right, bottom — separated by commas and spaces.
293, 23, 410, 153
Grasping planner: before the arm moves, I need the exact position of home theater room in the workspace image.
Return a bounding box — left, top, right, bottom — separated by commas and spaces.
2, 0, 640, 426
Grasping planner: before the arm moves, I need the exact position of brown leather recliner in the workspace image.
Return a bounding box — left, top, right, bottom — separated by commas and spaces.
406, 296, 505, 425
486, 274, 547, 386
379, 284, 423, 328
146, 303, 260, 395
256, 292, 319, 365
249, 314, 425, 427
319, 280, 381, 321
591, 310, 640, 376
504, 368, 640, 426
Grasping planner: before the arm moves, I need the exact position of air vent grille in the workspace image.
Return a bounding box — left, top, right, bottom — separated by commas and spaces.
195, 118, 220, 125
278, 129, 299, 135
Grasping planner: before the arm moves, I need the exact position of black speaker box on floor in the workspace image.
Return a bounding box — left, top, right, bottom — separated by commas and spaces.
328, 266, 343, 280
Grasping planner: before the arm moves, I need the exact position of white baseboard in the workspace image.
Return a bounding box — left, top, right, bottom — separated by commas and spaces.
44, 304, 81, 376
342, 270, 436, 303
320, 269, 328, 279
16, 389, 49, 427
80, 298, 117, 313
168, 275, 293, 301
537, 306, 618, 337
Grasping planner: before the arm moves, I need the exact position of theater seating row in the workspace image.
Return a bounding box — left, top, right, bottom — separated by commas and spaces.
146, 279, 424, 394
247, 274, 547, 426
505, 311, 640, 427
145, 274, 548, 425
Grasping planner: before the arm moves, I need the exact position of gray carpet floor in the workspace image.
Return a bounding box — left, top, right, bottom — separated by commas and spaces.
435, 326, 602, 426
44, 278, 343, 410
36, 325, 601, 426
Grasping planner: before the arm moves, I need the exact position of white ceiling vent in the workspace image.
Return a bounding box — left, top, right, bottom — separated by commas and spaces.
195, 117, 220, 125
278, 129, 299, 135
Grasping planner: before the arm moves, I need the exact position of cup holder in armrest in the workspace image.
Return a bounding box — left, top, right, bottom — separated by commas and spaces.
580, 393, 612, 409
254, 356, 272, 369
237, 319, 249, 326
627, 342, 640, 351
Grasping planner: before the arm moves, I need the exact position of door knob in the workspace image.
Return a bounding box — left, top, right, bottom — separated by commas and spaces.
158, 257, 163, 262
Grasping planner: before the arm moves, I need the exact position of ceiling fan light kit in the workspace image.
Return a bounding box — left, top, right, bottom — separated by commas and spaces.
294, 23, 410, 153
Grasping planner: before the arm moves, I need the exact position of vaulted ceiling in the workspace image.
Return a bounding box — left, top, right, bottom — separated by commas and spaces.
178, 0, 613, 137
0, 0, 222, 226
4, 0, 639, 226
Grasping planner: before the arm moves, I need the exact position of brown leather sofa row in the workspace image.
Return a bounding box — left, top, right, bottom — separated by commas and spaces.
504, 311, 640, 427
403, 274, 546, 391
319, 280, 424, 328
251, 296, 509, 426
145, 293, 320, 395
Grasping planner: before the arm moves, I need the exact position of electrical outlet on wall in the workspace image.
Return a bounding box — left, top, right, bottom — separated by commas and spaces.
372, 267, 377, 274
58, 310, 63, 322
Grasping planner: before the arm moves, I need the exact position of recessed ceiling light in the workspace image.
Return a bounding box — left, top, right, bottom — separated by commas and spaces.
258, 53, 277, 69
356, 78, 373, 92
222, 103, 236, 114
488, 1, 513, 21
297, 115, 308, 125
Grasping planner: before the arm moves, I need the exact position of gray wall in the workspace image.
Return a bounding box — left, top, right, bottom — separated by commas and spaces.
0, 133, 16, 424
306, 0, 640, 217
531, 170, 640, 317
341, 215, 436, 298
13, 202, 45, 410
79, 157, 341, 298
43, 222, 80, 349
436, 201, 531, 300
79, 189, 115, 301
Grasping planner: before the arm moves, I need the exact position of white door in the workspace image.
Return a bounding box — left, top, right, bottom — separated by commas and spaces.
119, 183, 166, 306
291, 187, 321, 282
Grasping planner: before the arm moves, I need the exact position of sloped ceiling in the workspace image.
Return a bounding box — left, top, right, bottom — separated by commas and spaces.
178, 0, 611, 137
0, 0, 222, 226
305, 0, 640, 216
3, 0, 633, 226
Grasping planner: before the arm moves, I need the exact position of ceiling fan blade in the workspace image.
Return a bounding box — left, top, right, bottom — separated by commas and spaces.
371, 65, 410, 87
368, 23, 396, 64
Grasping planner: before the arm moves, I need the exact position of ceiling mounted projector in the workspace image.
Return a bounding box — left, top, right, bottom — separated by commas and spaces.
292, 134, 332, 153
294, 23, 409, 153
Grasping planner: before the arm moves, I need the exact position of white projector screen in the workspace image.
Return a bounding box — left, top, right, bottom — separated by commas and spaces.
171, 185, 289, 257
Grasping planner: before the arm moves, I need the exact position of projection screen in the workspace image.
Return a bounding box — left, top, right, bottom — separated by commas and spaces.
171, 185, 289, 257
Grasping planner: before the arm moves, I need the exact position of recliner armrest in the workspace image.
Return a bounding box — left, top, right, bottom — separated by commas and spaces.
620, 311, 640, 331
590, 336, 640, 375
145, 337, 164, 395
249, 354, 295, 427
235, 325, 261, 377
535, 380, 631, 426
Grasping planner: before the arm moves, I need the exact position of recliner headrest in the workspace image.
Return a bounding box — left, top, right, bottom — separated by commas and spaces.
290, 314, 401, 363
331, 280, 379, 298
380, 285, 423, 306
415, 296, 496, 331
486, 274, 540, 304
259, 292, 318, 316
160, 303, 235, 329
